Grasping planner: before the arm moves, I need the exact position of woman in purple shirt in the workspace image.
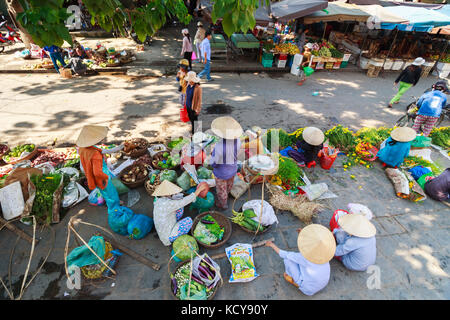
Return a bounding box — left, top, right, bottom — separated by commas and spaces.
209, 117, 243, 209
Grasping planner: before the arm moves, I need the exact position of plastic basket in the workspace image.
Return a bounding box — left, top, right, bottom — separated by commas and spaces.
318, 147, 338, 170
262, 58, 273, 68
340, 61, 348, 68
262, 51, 273, 60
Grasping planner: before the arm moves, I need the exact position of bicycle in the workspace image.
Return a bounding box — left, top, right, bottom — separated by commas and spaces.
395, 94, 449, 128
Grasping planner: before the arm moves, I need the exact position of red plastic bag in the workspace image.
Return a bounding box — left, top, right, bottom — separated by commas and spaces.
180, 105, 189, 123
318, 146, 338, 170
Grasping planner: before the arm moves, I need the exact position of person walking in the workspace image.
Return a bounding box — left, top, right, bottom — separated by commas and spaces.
412, 80, 448, 137
388, 57, 425, 108
181, 28, 193, 70
194, 21, 206, 63
43, 45, 66, 73
209, 116, 243, 209
198, 31, 213, 82
176, 59, 189, 107
184, 71, 203, 135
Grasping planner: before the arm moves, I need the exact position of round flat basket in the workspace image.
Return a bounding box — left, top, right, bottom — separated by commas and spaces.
147, 140, 170, 156
3, 145, 39, 165
122, 138, 150, 159
144, 175, 161, 196
119, 163, 149, 188
80, 241, 114, 280
151, 151, 180, 171
170, 260, 218, 300
0, 144, 10, 160
235, 205, 272, 235
190, 211, 232, 249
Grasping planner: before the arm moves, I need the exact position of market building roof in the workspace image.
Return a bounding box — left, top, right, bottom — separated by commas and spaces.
270, 0, 329, 23
382, 5, 450, 32
350, 4, 408, 24
303, 2, 370, 24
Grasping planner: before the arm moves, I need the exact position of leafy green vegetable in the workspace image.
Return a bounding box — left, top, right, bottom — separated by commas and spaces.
30, 173, 62, 225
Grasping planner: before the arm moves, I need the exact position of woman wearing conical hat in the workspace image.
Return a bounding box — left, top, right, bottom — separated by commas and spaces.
376, 127, 416, 168
152, 180, 209, 246
333, 214, 377, 272
287, 127, 324, 168
265, 224, 335, 296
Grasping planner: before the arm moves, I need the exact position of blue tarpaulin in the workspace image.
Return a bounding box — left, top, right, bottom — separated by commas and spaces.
381, 5, 450, 32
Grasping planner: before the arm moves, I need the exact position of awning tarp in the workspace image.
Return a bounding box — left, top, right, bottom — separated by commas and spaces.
270, 0, 328, 23
303, 2, 370, 24
351, 4, 408, 23
382, 6, 450, 32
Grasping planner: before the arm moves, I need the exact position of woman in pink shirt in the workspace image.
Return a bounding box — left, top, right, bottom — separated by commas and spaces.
181, 28, 193, 70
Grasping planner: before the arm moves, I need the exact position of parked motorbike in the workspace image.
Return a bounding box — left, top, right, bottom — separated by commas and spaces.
0, 13, 22, 53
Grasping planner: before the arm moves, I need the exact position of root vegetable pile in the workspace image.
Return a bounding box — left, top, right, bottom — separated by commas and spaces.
121, 164, 148, 183
31, 150, 66, 167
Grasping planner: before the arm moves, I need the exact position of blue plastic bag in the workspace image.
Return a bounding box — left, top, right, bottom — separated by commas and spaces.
88, 188, 105, 206
67, 236, 106, 270
108, 207, 135, 235
187, 189, 215, 213
127, 214, 153, 240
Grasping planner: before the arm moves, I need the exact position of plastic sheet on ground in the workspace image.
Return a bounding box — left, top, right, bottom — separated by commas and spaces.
127, 189, 140, 207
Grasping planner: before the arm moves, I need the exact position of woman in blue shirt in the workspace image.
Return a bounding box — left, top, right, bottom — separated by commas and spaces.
412, 80, 448, 137
377, 127, 416, 168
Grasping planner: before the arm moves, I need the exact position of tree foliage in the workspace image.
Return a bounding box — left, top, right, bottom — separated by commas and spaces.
14, 0, 269, 47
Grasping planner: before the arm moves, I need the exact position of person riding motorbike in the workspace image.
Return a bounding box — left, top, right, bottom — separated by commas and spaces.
412, 80, 449, 137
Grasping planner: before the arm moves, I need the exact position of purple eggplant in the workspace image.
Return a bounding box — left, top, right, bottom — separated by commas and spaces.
204, 256, 213, 266
171, 276, 177, 295
207, 283, 215, 291
201, 219, 215, 224
198, 265, 213, 280
190, 274, 204, 285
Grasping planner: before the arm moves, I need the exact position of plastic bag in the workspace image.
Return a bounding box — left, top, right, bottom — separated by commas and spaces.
347, 203, 373, 220
197, 166, 212, 180
230, 175, 249, 199
172, 235, 199, 261
193, 223, 217, 245
318, 146, 338, 170
300, 183, 328, 201
177, 171, 192, 191
192, 253, 221, 287
188, 191, 214, 213
111, 177, 130, 195
66, 236, 106, 270
179, 283, 207, 300
88, 188, 105, 206
242, 200, 278, 226
127, 213, 153, 240
160, 169, 177, 183
127, 189, 140, 207
411, 135, 432, 148
226, 243, 258, 283
108, 207, 135, 235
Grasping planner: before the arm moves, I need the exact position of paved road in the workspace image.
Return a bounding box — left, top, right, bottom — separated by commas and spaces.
0, 71, 449, 300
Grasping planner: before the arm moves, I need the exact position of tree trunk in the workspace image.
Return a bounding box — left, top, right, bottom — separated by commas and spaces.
6, 0, 33, 49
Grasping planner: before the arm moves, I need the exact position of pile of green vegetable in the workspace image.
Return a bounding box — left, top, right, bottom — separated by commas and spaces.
318, 47, 332, 57
330, 48, 343, 58
193, 214, 225, 245
152, 151, 180, 169
167, 137, 189, 150
355, 127, 392, 148
30, 173, 63, 225
429, 127, 450, 150
2, 144, 35, 162
231, 209, 266, 232
262, 128, 295, 152
276, 155, 305, 189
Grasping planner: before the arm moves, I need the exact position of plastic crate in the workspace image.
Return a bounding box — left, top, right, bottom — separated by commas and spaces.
279, 53, 288, 61
262, 51, 273, 60
340, 61, 348, 68
325, 62, 334, 69
262, 58, 273, 68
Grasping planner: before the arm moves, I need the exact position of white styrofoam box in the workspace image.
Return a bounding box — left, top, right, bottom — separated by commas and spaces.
290, 53, 303, 76
369, 58, 384, 67
383, 59, 393, 70
436, 62, 450, 71
277, 59, 287, 68
359, 56, 369, 69
342, 53, 352, 62
391, 59, 404, 71
432, 69, 449, 79
0, 181, 25, 220
423, 61, 436, 68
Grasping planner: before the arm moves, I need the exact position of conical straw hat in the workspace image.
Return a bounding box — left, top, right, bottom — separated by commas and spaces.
211, 116, 243, 140
390, 127, 416, 142
297, 224, 336, 264
76, 125, 108, 147
302, 127, 325, 146
152, 180, 183, 197
338, 213, 376, 238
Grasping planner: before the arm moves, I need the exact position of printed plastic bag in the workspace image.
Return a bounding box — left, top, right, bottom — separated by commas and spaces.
347, 203, 373, 220
127, 213, 153, 240
242, 200, 278, 226
192, 253, 221, 287
108, 207, 135, 235
88, 188, 105, 206
160, 169, 177, 183
193, 223, 218, 245
177, 171, 192, 191
225, 243, 258, 283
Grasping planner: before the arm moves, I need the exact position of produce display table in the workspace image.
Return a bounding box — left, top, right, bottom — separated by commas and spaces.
230, 33, 261, 57
210, 33, 228, 62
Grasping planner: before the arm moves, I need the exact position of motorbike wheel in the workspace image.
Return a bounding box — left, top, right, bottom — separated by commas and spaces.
395, 115, 410, 127
435, 114, 445, 127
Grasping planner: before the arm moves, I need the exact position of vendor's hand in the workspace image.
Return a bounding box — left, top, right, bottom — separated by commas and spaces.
296, 228, 302, 233
265, 240, 274, 248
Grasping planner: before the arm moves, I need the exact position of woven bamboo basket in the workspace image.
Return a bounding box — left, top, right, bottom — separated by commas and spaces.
122, 138, 150, 159
119, 163, 149, 188
144, 174, 161, 196
190, 211, 232, 249
3, 145, 39, 165
170, 260, 219, 300
81, 241, 114, 280
151, 151, 180, 171
0, 144, 10, 161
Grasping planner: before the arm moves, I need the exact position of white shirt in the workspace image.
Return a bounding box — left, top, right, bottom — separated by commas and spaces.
279, 249, 330, 296
153, 193, 197, 246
